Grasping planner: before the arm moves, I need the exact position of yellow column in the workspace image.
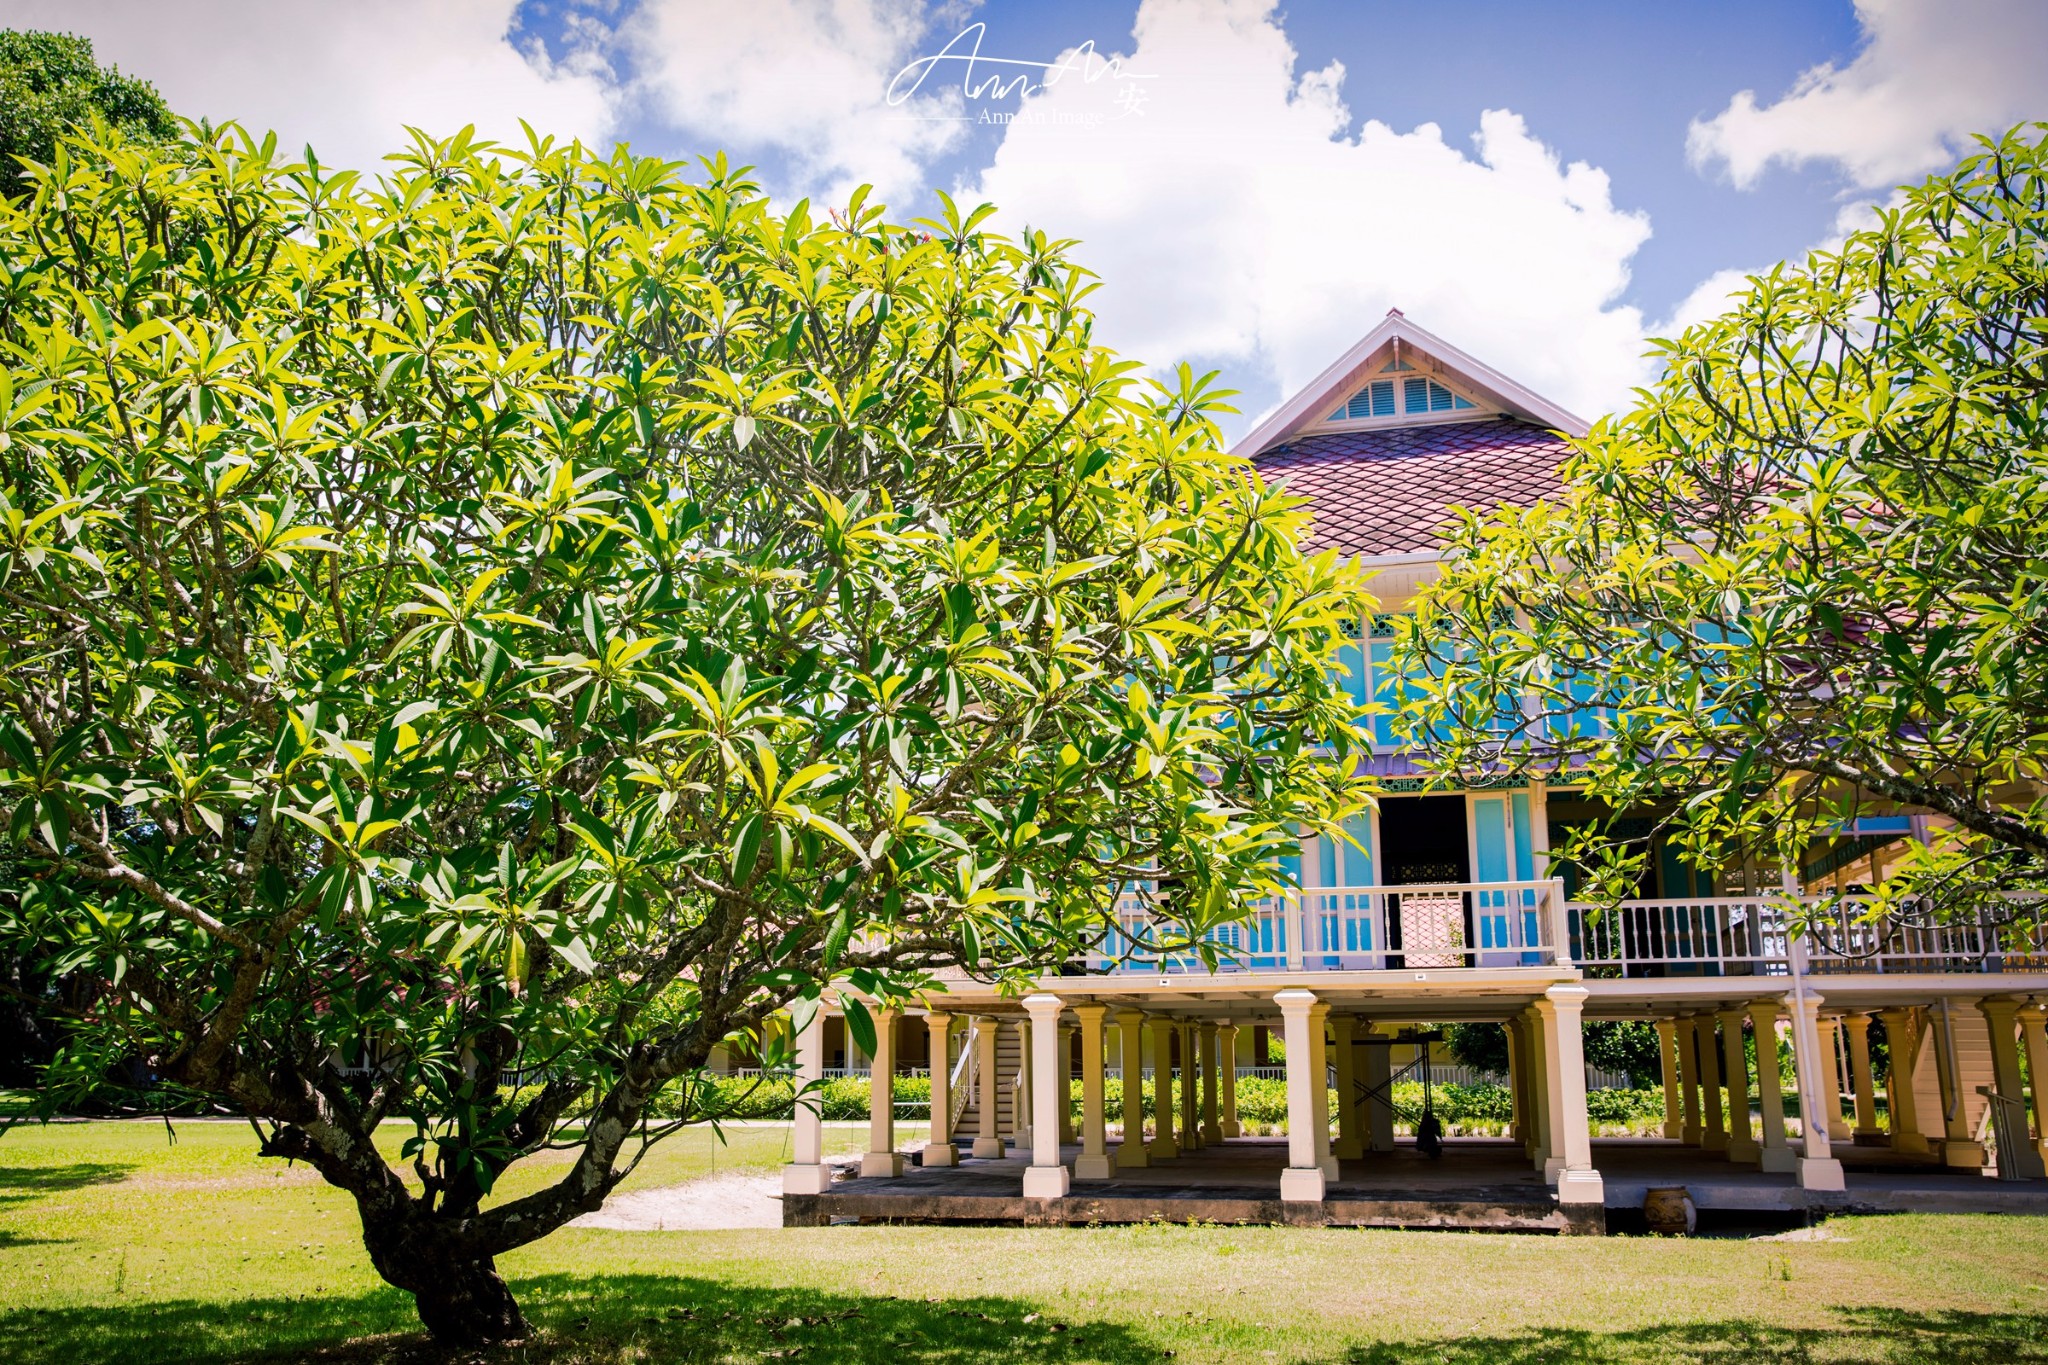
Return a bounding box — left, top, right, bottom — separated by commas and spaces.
1978, 997, 2041, 1179
2020, 1004, 2048, 1171
861, 1006, 904, 1178
1878, 1007, 1931, 1156
923, 1012, 957, 1167
1200, 1022, 1222, 1144
1818, 1016, 1852, 1141
1057, 1022, 1076, 1147
1072, 1004, 1112, 1180
1309, 1001, 1337, 1178
1719, 1006, 1760, 1164
1114, 1009, 1149, 1169
973, 1014, 1005, 1159
1655, 1018, 1683, 1140
1218, 1022, 1242, 1138
1505, 1016, 1526, 1143
1148, 1016, 1179, 1159
1698, 1015, 1729, 1151
1843, 1012, 1881, 1140
1676, 1014, 1703, 1145
1330, 1014, 1363, 1160
1749, 1000, 1795, 1173
1177, 1021, 1201, 1149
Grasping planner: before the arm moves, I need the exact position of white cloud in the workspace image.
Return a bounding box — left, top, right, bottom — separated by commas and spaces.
965, 0, 1655, 424
622, 0, 968, 203
1689, 0, 2048, 191
0, 0, 618, 172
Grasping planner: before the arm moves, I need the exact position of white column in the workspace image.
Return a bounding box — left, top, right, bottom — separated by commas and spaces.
861, 1006, 904, 1178
1784, 989, 1847, 1190
1309, 1001, 1336, 1178
1116, 1009, 1150, 1169
1277, 988, 1326, 1202
1200, 1022, 1222, 1144
783, 1005, 832, 1195
1219, 1022, 1242, 1138
973, 1014, 1005, 1159
924, 1011, 957, 1167
1748, 1000, 1795, 1173
1538, 985, 1604, 1205
1022, 994, 1070, 1198
1073, 1004, 1113, 1180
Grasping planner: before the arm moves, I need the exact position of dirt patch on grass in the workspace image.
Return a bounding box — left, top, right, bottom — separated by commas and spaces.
570, 1172, 787, 1232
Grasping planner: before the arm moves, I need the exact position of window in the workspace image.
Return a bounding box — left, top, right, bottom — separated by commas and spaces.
1322, 368, 1479, 426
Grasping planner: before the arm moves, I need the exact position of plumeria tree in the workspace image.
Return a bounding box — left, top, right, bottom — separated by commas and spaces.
0, 124, 1371, 1342
1402, 124, 2048, 924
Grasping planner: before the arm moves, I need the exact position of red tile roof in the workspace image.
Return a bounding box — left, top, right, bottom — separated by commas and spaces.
1255, 418, 1571, 557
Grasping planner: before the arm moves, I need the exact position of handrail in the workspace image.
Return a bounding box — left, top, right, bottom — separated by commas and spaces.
948, 1022, 977, 1136
1978, 1086, 2046, 1181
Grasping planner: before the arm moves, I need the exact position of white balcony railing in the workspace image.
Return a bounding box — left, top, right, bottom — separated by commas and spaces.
1569, 894, 2048, 978
1090, 885, 2046, 979
1097, 878, 1569, 974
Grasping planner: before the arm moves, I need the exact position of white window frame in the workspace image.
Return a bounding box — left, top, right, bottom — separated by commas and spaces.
1311, 357, 1492, 434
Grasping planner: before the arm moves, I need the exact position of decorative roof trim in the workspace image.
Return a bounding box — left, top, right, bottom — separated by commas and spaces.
1232, 310, 1590, 458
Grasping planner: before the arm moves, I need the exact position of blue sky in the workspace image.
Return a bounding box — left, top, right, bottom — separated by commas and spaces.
11, 0, 2045, 434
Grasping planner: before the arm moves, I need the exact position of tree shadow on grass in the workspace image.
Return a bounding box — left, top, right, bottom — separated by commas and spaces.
1340, 1307, 2048, 1365
0, 1161, 135, 1246
0, 1272, 1159, 1364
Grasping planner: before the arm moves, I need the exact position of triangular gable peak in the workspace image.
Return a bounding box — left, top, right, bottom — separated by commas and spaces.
1232, 310, 1589, 458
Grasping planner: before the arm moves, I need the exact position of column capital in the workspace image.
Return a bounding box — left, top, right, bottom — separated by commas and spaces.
1747, 997, 1782, 1023
1544, 983, 1590, 1010
922, 1009, 953, 1024
1021, 992, 1064, 1017
1070, 1001, 1111, 1023
1198, 1020, 1217, 1037
1114, 1005, 1150, 1024
1274, 988, 1318, 1012
1977, 995, 2025, 1019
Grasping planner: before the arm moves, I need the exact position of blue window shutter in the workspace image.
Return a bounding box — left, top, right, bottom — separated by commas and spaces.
1403, 377, 1429, 412
1340, 813, 1375, 884
1453, 394, 1475, 409
1371, 381, 1395, 415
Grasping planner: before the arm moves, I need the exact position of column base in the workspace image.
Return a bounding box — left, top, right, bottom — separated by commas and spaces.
1115, 1141, 1149, 1169
1148, 1137, 1179, 1159
1661, 1122, 1684, 1140
1221, 1120, 1242, 1138
1891, 1133, 1932, 1156
1022, 1165, 1070, 1198
1317, 1154, 1339, 1179
1680, 1126, 1702, 1146
783, 1164, 832, 1195
971, 1136, 1006, 1159
1203, 1123, 1223, 1145
1556, 1169, 1605, 1206
1702, 1134, 1730, 1153
1074, 1153, 1114, 1180
861, 1152, 904, 1179
1758, 1146, 1796, 1173
1543, 1155, 1566, 1183
1726, 1141, 1762, 1165
1279, 1167, 1326, 1202
1796, 1156, 1846, 1191
921, 1142, 957, 1167
1333, 1139, 1365, 1160
1942, 1140, 1986, 1169
1852, 1129, 1887, 1146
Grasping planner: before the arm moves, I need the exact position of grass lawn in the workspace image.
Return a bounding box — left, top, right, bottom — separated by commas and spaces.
3, 1119, 2047, 1363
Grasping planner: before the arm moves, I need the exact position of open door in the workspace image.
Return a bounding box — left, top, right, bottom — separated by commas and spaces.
1470, 790, 1541, 966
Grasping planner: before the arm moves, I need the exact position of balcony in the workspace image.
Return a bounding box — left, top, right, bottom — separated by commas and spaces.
1092, 882, 2046, 978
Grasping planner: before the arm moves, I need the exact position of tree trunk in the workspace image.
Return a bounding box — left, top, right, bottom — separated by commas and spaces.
410, 1257, 530, 1345
363, 1214, 531, 1346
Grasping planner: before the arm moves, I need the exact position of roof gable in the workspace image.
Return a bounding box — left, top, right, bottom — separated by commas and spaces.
1232, 310, 1588, 458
